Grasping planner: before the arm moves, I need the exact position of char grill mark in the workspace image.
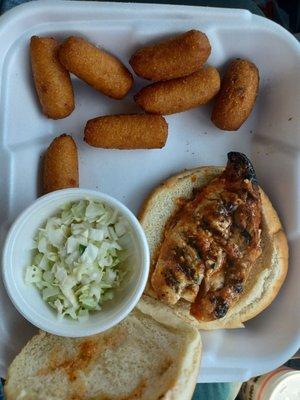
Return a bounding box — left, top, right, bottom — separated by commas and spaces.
163, 269, 180, 293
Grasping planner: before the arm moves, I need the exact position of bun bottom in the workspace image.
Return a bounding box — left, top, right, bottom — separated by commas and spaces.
139, 167, 288, 330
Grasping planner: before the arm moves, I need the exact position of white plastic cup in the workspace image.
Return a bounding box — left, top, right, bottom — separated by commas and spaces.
2, 188, 150, 337
240, 367, 300, 400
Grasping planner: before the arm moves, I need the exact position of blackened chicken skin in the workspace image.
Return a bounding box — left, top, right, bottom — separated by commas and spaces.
151, 152, 262, 321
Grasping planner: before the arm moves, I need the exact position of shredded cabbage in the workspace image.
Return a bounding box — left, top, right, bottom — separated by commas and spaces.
25, 199, 130, 320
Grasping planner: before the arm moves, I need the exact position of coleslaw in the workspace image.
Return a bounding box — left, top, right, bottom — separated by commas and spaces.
25, 199, 129, 320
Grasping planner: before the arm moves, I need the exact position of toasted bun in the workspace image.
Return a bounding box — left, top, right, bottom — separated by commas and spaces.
139, 167, 288, 330
5, 298, 201, 400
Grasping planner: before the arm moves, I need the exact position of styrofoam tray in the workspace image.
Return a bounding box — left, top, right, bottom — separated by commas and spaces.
0, 0, 299, 383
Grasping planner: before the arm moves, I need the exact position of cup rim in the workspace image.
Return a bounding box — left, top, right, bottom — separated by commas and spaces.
2, 188, 150, 337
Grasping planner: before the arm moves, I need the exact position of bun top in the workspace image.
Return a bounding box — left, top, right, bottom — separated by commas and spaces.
5, 297, 201, 400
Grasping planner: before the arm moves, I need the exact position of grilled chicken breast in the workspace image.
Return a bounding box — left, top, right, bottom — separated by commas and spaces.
151, 152, 262, 321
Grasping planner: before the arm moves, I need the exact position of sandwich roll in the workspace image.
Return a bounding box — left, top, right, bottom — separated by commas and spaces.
5, 297, 201, 400
139, 153, 288, 330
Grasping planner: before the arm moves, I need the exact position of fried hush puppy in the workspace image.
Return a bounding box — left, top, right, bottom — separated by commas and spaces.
84, 114, 168, 149
130, 30, 211, 81
30, 36, 74, 119
58, 36, 133, 99
134, 66, 220, 115
211, 59, 259, 131
43, 134, 79, 194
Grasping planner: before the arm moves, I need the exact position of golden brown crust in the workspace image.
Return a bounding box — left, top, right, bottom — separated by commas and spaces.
84, 114, 168, 149
59, 36, 133, 99
43, 134, 79, 194
139, 166, 288, 329
130, 30, 211, 81
134, 67, 220, 115
211, 59, 259, 131
30, 36, 74, 119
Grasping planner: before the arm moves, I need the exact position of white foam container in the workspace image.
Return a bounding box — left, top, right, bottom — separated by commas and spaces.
0, 0, 299, 383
